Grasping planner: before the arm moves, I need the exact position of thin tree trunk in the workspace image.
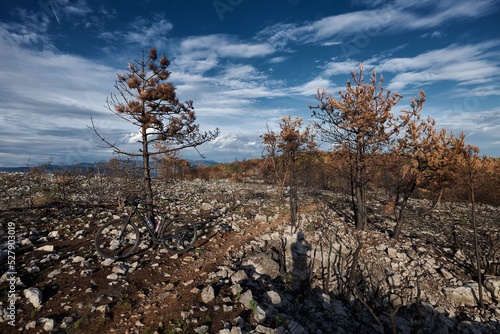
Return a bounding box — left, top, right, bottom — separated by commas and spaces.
142, 125, 154, 221
392, 179, 417, 239
470, 179, 483, 308
421, 188, 443, 216
289, 153, 298, 233
354, 182, 366, 230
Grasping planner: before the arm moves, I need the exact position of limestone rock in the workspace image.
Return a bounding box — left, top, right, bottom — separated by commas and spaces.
35, 245, 54, 252
24, 287, 43, 308
201, 285, 215, 303
484, 277, 500, 301
442, 282, 490, 307
243, 253, 280, 280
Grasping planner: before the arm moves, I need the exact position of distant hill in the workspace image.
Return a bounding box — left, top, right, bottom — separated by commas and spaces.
0, 160, 219, 173
0, 163, 97, 173
189, 160, 219, 167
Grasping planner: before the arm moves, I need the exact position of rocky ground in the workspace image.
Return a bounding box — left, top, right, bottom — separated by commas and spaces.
0, 179, 499, 334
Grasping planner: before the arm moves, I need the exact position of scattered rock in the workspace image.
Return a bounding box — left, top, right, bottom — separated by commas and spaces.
243, 253, 280, 280
47, 269, 62, 278
96, 304, 110, 313
484, 277, 500, 301
39, 318, 55, 332
35, 245, 54, 252
24, 287, 43, 308
230, 269, 248, 284
201, 285, 215, 303
106, 273, 119, 280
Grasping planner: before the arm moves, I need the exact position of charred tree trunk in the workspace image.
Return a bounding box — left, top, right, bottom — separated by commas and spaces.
392, 177, 417, 239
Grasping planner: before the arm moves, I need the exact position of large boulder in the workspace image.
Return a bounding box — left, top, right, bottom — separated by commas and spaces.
243, 253, 280, 280
442, 281, 491, 307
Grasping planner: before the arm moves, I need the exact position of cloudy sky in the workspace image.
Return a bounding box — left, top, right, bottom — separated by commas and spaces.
0, 0, 499, 167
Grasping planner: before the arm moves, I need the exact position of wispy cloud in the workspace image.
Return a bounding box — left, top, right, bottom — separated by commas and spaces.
0, 8, 51, 47
378, 41, 500, 90
61, 0, 92, 16
180, 34, 275, 59
123, 17, 173, 46
259, 0, 498, 46
268, 56, 287, 64
288, 77, 335, 96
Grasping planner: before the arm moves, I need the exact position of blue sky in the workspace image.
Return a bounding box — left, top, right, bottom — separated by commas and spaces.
0, 0, 499, 167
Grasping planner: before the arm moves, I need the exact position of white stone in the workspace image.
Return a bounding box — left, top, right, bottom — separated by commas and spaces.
96, 304, 110, 313
230, 270, 248, 284
201, 285, 215, 303
41, 318, 55, 332
243, 253, 279, 280
48, 230, 59, 239
24, 287, 43, 308
264, 290, 282, 305
112, 265, 128, 274
231, 284, 243, 296
35, 245, 54, 252
47, 269, 62, 278
101, 258, 115, 266
253, 305, 266, 322
25, 320, 36, 330
20, 237, 33, 246
239, 290, 254, 309
106, 273, 119, 280
72, 256, 85, 263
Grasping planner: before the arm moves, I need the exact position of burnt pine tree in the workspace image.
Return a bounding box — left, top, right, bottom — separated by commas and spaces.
390, 90, 467, 239
310, 64, 402, 230
261, 116, 316, 231
91, 48, 219, 219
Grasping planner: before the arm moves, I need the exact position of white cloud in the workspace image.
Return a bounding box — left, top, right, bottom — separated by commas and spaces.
268, 56, 287, 63
62, 0, 92, 16
323, 60, 362, 76
180, 34, 275, 59
199, 131, 264, 162
259, 0, 498, 46
321, 41, 342, 46
289, 77, 335, 96
378, 41, 500, 90
123, 17, 173, 47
